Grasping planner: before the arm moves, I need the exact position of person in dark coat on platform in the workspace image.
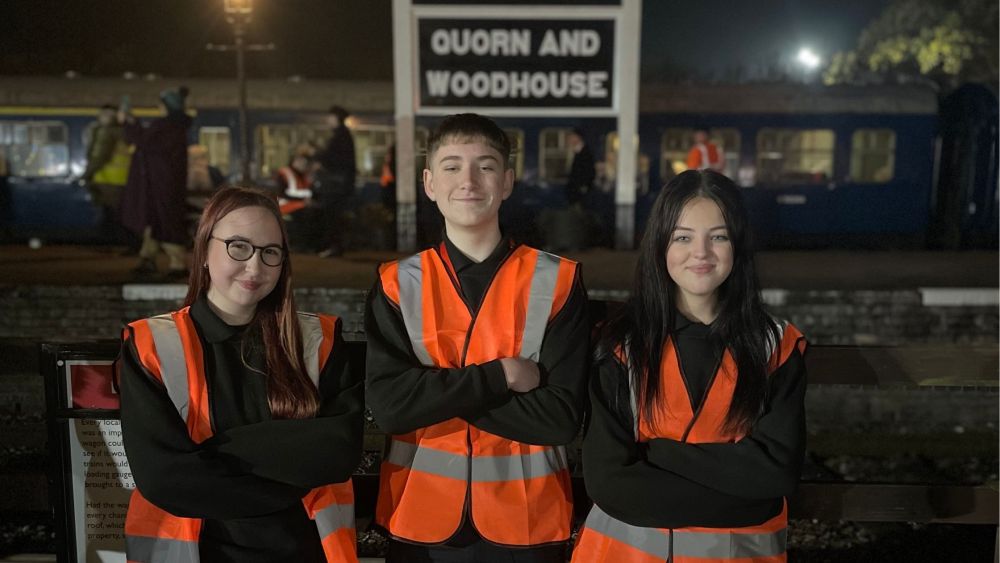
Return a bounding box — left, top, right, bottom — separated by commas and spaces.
120, 86, 192, 279
312, 105, 356, 257
565, 127, 595, 207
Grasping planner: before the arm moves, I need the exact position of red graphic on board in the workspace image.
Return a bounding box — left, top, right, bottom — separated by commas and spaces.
70, 363, 120, 409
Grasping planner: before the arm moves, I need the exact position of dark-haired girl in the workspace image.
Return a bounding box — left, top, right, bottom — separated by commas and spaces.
572, 170, 807, 563
119, 187, 362, 562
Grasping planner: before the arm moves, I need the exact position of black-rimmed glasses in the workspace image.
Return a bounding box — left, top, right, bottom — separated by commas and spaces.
211, 236, 286, 267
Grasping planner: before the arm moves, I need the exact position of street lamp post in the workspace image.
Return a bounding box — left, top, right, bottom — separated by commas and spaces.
208, 0, 274, 185
229, 1, 251, 183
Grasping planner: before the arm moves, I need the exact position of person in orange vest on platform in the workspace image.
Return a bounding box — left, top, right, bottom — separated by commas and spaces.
572, 170, 807, 563
275, 145, 316, 216
686, 128, 725, 172
119, 186, 363, 563
365, 114, 590, 563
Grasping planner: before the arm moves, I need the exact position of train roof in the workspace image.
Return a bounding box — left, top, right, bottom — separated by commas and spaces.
639, 83, 939, 115
0, 76, 395, 113
0, 76, 938, 115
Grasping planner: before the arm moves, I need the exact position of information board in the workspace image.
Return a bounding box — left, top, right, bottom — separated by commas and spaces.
44, 343, 129, 563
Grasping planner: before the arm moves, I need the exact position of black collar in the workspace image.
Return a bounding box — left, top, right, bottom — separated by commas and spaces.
442, 235, 511, 274
190, 296, 249, 343
674, 309, 713, 337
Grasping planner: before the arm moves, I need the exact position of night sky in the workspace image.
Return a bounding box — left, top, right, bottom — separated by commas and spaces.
0, 0, 888, 81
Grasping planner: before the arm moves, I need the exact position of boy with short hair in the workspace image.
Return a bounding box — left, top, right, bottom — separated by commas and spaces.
365, 113, 590, 562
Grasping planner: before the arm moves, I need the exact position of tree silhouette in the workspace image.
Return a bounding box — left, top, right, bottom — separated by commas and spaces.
823, 0, 998, 93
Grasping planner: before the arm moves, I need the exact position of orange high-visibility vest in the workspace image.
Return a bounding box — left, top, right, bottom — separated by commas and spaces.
278, 166, 314, 200
375, 243, 578, 546
123, 308, 357, 563
572, 321, 806, 563
686, 142, 723, 171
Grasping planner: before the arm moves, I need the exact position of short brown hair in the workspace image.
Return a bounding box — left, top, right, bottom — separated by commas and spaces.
426, 113, 512, 169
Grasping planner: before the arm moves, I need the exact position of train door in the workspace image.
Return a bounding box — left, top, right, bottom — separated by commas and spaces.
934, 84, 999, 248
755, 127, 837, 239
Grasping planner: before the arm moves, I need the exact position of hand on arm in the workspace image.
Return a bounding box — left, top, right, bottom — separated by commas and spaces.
465, 272, 590, 445
210, 318, 366, 489
364, 281, 510, 435
499, 357, 540, 392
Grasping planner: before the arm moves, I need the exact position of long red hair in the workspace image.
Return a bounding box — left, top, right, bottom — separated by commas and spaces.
184, 186, 319, 419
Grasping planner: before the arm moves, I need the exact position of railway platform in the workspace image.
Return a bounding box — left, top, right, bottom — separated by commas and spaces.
1, 244, 997, 290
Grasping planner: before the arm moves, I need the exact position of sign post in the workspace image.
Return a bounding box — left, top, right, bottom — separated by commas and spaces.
392, 0, 642, 250
43, 341, 131, 563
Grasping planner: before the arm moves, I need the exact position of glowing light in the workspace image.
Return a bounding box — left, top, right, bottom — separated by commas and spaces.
797, 48, 821, 69
224, 0, 253, 15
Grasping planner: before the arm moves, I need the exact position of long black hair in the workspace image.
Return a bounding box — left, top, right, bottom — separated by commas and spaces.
597, 170, 779, 435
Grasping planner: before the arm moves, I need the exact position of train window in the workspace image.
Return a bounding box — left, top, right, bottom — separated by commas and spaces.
503, 128, 525, 178
850, 129, 896, 183
756, 129, 834, 185
256, 124, 330, 178
414, 127, 430, 170
0, 121, 69, 178
539, 128, 574, 184
660, 128, 740, 182
198, 127, 231, 174
714, 128, 741, 178
660, 128, 692, 182
353, 126, 395, 181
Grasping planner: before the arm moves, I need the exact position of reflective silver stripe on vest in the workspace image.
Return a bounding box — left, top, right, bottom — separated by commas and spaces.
396, 254, 434, 366
764, 316, 788, 363
584, 504, 787, 559
520, 251, 561, 362
624, 345, 640, 441
314, 500, 355, 538
385, 439, 468, 480
146, 315, 190, 422
126, 535, 200, 563
674, 527, 787, 559
472, 445, 568, 482
386, 439, 567, 482
297, 313, 324, 388
584, 504, 670, 558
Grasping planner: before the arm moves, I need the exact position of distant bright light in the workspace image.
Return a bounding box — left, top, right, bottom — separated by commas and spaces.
797, 48, 821, 69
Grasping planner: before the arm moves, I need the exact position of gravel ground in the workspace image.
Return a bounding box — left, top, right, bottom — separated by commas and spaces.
4, 517, 995, 561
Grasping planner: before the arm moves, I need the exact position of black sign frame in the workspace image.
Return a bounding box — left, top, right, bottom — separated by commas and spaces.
42, 341, 122, 563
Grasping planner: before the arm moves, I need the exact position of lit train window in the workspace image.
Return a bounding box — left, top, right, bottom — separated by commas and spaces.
539, 128, 573, 185
660, 128, 740, 183
0, 121, 69, 178
756, 129, 834, 185
353, 126, 395, 181
198, 127, 231, 175
503, 128, 524, 178
660, 128, 692, 182
713, 128, 741, 178
850, 129, 896, 183
256, 124, 330, 178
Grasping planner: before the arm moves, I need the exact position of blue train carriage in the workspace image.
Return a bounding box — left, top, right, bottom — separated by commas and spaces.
637, 83, 940, 248
0, 76, 397, 244
0, 77, 200, 242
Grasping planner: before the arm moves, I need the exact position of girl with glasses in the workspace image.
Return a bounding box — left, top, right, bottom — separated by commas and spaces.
118, 186, 362, 562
